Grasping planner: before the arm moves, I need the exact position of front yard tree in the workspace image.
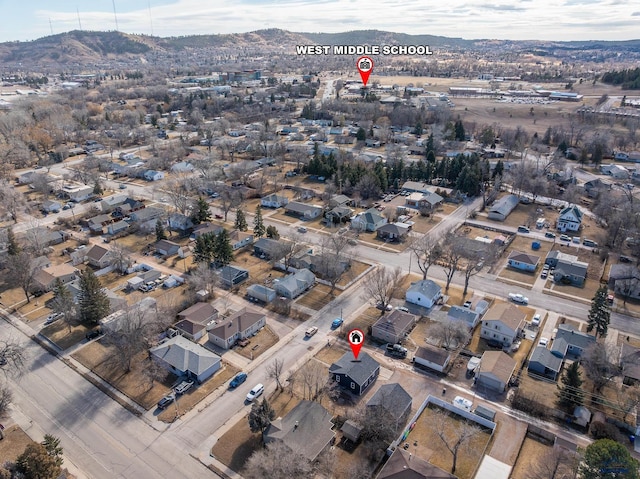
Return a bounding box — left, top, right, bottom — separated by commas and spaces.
440, 231, 465, 292
155, 218, 167, 241
212, 229, 234, 267
244, 442, 313, 479
253, 205, 265, 238
248, 398, 275, 434
193, 232, 215, 264
431, 319, 470, 350
265, 225, 279, 239
109, 241, 133, 275
433, 409, 482, 475
41, 434, 64, 467
15, 442, 62, 479
580, 439, 639, 479
234, 207, 248, 231
191, 196, 211, 225
6, 226, 19, 256
78, 268, 110, 324
6, 252, 37, 303
582, 343, 621, 393
103, 306, 155, 373
408, 235, 442, 280
587, 285, 611, 338
362, 266, 403, 313
557, 361, 584, 411
267, 358, 285, 392
51, 278, 76, 332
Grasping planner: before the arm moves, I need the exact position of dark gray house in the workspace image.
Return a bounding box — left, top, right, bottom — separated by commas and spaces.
366, 383, 412, 434
329, 352, 380, 396
253, 237, 282, 259
528, 346, 563, 380
554, 324, 596, 358
219, 265, 249, 288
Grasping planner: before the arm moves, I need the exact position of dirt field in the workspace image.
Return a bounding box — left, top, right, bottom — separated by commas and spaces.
0, 425, 33, 464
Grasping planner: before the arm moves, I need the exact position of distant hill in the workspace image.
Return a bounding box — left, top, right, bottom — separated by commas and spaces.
300, 30, 474, 49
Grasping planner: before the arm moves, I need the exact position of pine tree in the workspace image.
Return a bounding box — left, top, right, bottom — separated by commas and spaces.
191, 196, 211, 225
193, 233, 215, 264
51, 278, 76, 332
557, 361, 584, 411
234, 208, 248, 231
42, 434, 64, 467
78, 269, 110, 324
253, 205, 265, 238
6, 226, 20, 256
454, 120, 466, 141
155, 219, 167, 241
248, 398, 275, 434
266, 225, 280, 239
587, 285, 610, 338
93, 179, 103, 196
213, 230, 234, 267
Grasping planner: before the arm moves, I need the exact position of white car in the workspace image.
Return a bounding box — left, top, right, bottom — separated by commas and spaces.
452, 396, 473, 412
508, 293, 529, 305
246, 383, 264, 402
532, 313, 541, 326
539, 337, 549, 347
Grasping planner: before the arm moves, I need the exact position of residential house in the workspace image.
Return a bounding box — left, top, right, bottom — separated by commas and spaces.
99, 297, 156, 332
557, 204, 583, 232
100, 194, 128, 213
129, 207, 163, 226
487, 194, 519, 221
376, 223, 410, 242
219, 265, 249, 288
21, 227, 68, 247
507, 251, 540, 272
246, 284, 276, 303
405, 280, 442, 308
33, 264, 78, 291
621, 343, 640, 386
325, 206, 353, 224
167, 213, 194, 235
87, 214, 112, 233
584, 178, 611, 198
155, 239, 180, 257
150, 335, 221, 383
364, 139, 381, 148
480, 303, 527, 346
190, 223, 224, 240
170, 161, 195, 173
61, 185, 94, 202
476, 350, 516, 392
41, 200, 61, 213
351, 208, 387, 232
405, 191, 444, 211
366, 383, 412, 434
253, 237, 284, 259
85, 245, 113, 269
107, 221, 129, 235
554, 324, 596, 358
328, 194, 353, 208
263, 400, 335, 462
600, 164, 629, 179
284, 201, 323, 220
261, 194, 289, 209
372, 310, 417, 344
273, 268, 315, 299
413, 345, 452, 373
329, 352, 380, 396
377, 448, 458, 479
18, 171, 47, 185
608, 264, 640, 300
173, 319, 207, 342
528, 346, 563, 381
229, 230, 254, 250
207, 307, 266, 349
143, 170, 165, 181
447, 305, 480, 329
553, 258, 588, 287
177, 302, 218, 326
545, 251, 578, 268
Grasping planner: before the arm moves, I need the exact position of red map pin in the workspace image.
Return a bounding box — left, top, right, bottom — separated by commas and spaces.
347, 328, 365, 360
356, 56, 374, 87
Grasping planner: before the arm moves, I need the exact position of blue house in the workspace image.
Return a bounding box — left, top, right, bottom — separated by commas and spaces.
507, 251, 540, 272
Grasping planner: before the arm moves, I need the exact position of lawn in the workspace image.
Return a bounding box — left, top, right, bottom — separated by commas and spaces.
547, 278, 601, 302
40, 321, 92, 350
0, 426, 34, 464
345, 307, 384, 344
314, 341, 350, 366
296, 283, 341, 310
337, 260, 372, 288
410, 215, 442, 234
233, 325, 279, 360
510, 436, 554, 479
498, 267, 536, 288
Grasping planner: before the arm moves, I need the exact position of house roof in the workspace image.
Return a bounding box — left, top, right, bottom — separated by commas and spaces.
508, 251, 540, 266
414, 345, 450, 367
555, 324, 596, 350
367, 383, 412, 422
554, 258, 588, 278
155, 239, 179, 251
86, 245, 111, 263
208, 307, 265, 342
178, 302, 218, 325
263, 400, 335, 462
559, 204, 583, 222
447, 305, 480, 326
372, 310, 417, 338
407, 280, 442, 299
550, 337, 569, 358
329, 352, 380, 386
285, 201, 321, 215
330, 194, 351, 206
483, 303, 527, 331
489, 194, 519, 216
219, 264, 248, 282
529, 346, 563, 373
378, 223, 410, 236
131, 207, 163, 222
274, 268, 315, 294
229, 230, 253, 243
174, 319, 206, 336
254, 237, 281, 253
149, 335, 220, 377
262, 193, 287, 203
546, 251, 578, 263
355, 208, 385, 225
341, 419, 363, 442
377, 448, 458, 479
621, 343, 640, 381
609, 264, 640, 281
479, 351, 516, 385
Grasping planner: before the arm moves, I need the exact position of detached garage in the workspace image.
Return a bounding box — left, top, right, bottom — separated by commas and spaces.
476, 351, 516, 393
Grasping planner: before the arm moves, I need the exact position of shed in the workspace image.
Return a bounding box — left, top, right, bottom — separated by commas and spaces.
126, 276, 145, 290
340, 420, 362, 443
474, 405, 497, 421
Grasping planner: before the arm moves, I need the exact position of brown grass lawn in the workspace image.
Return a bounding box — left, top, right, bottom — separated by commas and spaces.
510, 436, 554, 479
210, 391, 300, 473
550, 244, 606, 280
0, 426, 34, 464
72, 341, 175, 410
436, 203, 461, 216
337, 260, 371, 288
41, 321, 92, 350
518, 374, 559, 410
268, 210, 300, 224
498, 267, 537, 287
113, 233, 154, 255
406, 405, 493, 479
296, 283, 341, 310
458, 224, 508, 241
410, 215, 441, 235
509, 235, 553, 259
549, 278, 601, 302
158, 363, 239, 423
437, 282, 471, 307
315, 341, 350, 366
487, 202, 556, 230
346, 307, 385, 344
234, 325, 279, 360
392, 273, 423, 300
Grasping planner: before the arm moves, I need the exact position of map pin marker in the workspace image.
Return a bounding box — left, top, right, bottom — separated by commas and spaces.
348, 328, 364, 360
356, 56, 374, 87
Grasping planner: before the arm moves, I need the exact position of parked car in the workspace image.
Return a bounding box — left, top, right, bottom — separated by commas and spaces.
305, 326, 318, 337
229, 372, 248, 389
541, 270, 548, 279
539, 337, 549, 347
543, 264, 550, 271
544, 232, 556, 239
517, 225, 530, 233
246, 383, 264, 402
331, 318, 344, 329
386, 343, 407, 358
395, 306, 410, 313
452, 396, 473, 412
463, 300, 472, 308
298, 226, 308, 233
157, 395, 174, 410
174, 380, 194, 395
508, 293, 529, 305
583, 238, 598, 247
559, 234, 571, 242
44, 312, 63, 325
376, 302, 393, 311
531, 314, 541, 327
466, 357, 481, 377
85, 329, 102, 340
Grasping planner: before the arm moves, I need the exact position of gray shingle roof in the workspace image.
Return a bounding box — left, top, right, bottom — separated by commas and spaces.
329, 352, 380, 386
529, 346, 563, 373
407, 279, 441, 299
555, 324, 596, 351
149, 335, 220, 376
366, 383, 412, 422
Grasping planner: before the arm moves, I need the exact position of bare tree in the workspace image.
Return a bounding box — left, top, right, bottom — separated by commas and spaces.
582, 342, 621, 393
267, 358, 285, 392
0, 180, 26, 222
460, 242, 497, 296
362, 266, 403, 312
440, 232, 465, 292
160, 177, 192, 215
141, 357, 169, 390
219, 187, 243, 222
0, 338, 26, 377
314, 234, 353, 293
408, 235, 442, 280
272, 235, 306, 271
188, 262, 219, 296
103, 305, 157, 373
612, 264, 639, 306
108, 241, 133, 275
432, 408, 483, 475
615, 384, 640, 423
297, 359, 334, 403
530, 446, 581, 479
6, 252, 38, 303
431, 320, 471, 350
244, 442, 313, 479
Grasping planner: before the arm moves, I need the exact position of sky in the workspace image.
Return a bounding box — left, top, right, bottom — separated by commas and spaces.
1, 0, 639, 43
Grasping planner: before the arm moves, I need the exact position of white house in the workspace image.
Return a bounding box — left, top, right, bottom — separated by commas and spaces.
261, 194, 289, 209
150, 335, 221, 383
274, 268, 315, 299
413, 345, 451, 373
405, 280, 442, 308
143, 170, 165, 182
557, 204, 583, 233
207, 307, 266, 349
480, 303, 527, 346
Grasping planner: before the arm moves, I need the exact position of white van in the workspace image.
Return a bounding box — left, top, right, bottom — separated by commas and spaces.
246, 383, 264, 402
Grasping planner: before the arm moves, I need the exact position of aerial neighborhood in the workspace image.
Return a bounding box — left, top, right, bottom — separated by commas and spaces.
0, 21, 639, 479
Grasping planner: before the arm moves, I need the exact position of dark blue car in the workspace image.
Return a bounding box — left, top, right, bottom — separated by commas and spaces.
230, 372, 248, 389
331, 318, 344, 329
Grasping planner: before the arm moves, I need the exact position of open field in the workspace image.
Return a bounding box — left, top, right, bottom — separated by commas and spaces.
548, 278, 602, 302
498, 267, 537, 287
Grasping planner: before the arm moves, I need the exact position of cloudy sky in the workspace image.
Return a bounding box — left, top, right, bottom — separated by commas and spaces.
1, 0, 639, 43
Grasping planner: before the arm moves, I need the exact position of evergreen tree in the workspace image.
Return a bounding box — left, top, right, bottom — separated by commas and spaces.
587, 285, 611, 338
93, 179, 103, 196
155, 219, 167, 241
51, 278, 76, 332
356, 127, 366, 141
78, 268, 110, 323
6, 226, 20, 256
16, 443, 62, 479
414, 121, 423, 136
191, 196, 211, 225
580, 439, 639, 479
193, 232, 215, 264
492, 160, 504, 179
253, 205, 265, 238
42, 434, 64, 467
557, 361, 584, 411
213, 230, 234, 267
248, 398, 276, 434
266, 225, 280, 239
454, 120, 466, 141
234, 208, 248, 231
